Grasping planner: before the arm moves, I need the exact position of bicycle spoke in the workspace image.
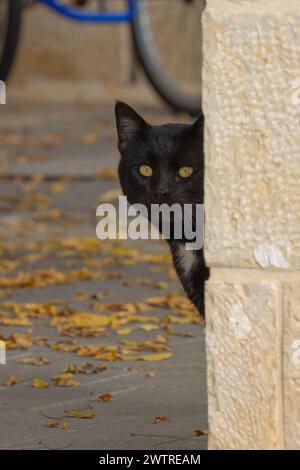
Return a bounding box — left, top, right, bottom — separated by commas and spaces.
138, 0, 204, 98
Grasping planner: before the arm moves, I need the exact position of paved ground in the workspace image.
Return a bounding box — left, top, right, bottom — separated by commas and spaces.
0, 96, 207, 450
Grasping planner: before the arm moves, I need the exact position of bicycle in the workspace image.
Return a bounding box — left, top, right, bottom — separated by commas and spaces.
0, 0, 204, 115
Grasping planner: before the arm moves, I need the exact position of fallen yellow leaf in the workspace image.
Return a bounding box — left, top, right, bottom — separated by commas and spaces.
4, 375, 22, 387
47, 420, 70, 430
32, 378, 49, 388
20, 356, 50, 366
96, 166, 117, 181
52, 373, 80, 388
115, 327, 135, 335
71, 312, 112, 327
140, 324, 160, 332
99, 189, 121, 203
5, 332, 32, 349
51, 181, 66, 194
81, 133, 97, 144
0, 316, 31, 326
65, 363, 94, 375
140, 352, 172, 362
167, 315, 195, 325
164, 324, 193, 337
121, 352, 172, 362
67, 410, 96, 419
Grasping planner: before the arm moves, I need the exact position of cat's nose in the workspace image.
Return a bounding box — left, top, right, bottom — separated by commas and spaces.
156, 190, 170, 202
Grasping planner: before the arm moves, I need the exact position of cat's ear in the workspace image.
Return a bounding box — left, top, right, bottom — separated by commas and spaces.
191, 114, 204, 136
115, 101, 148, 151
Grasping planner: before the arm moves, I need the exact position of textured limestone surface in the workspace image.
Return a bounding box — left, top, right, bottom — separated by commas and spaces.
206, 277, 281, 450
203, 0, 300, 451
203, 0, 300, 269
283, 283, 300, 449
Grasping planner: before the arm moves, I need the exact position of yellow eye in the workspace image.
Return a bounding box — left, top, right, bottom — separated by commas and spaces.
139, 165, 153, 177
178, 166, 194, 178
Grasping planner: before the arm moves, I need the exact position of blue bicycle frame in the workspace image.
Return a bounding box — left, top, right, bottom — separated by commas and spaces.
39, 0, 137, 22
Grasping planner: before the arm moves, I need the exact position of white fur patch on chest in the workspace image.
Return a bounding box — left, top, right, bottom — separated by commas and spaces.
177, 244, 196, 276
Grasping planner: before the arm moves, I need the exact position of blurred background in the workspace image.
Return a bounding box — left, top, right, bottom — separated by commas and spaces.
7, 0, 204, 112
0, 0, 208, 451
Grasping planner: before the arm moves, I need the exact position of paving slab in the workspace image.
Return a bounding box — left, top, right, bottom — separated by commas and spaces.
0, 98, 207, 450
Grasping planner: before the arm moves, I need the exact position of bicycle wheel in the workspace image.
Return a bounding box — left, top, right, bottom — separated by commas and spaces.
131, 0, 205, 116
0, 0, 23, 82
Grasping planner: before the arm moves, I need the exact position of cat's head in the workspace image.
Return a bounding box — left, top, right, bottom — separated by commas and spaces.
115, 101, 204, 210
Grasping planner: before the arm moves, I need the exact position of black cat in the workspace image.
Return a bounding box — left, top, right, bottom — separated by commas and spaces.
115, 101, 209, 316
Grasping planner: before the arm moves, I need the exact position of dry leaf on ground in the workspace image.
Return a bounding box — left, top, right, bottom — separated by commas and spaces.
193, 429, 208, 436
47, 420, 70, 430
67, 410, 96, 419
4, 375, 22, 387
97, 166, 117, 181
52, 373, 80, 387
99, 189, 121, 203
32, 378, 49, 388
81, 133, 97, 144
97, 393, 113, 403
20, 356, 50, 366
154, 415, 169, 424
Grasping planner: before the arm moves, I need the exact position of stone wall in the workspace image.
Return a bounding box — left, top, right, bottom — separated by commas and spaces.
203, 0, 300, 450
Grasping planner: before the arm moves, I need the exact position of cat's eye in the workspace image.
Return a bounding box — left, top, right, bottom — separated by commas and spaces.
178, 166, 194, 178
139, 164, 153, 177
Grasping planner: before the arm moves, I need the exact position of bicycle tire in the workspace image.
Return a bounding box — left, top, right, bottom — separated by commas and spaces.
0, 0, 23, 82
131, 0, 203, 116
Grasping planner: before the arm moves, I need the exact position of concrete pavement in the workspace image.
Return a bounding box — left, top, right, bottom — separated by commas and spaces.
0, 97, 207, 450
